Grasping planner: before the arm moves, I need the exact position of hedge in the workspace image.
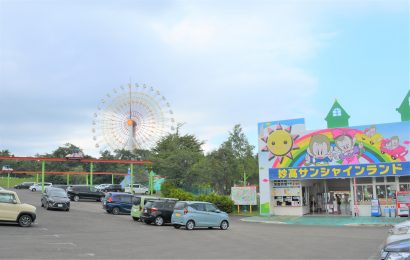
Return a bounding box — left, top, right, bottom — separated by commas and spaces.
161, 182, 234, 213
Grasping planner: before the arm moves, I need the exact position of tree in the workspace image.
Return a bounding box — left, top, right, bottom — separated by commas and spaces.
221, 124, 258, 186
150, 133, 204, 189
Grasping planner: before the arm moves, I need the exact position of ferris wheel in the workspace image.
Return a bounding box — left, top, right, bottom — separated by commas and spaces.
92, 83, 176, 151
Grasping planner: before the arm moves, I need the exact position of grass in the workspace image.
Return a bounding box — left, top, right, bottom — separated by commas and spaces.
0, 177, 36, 188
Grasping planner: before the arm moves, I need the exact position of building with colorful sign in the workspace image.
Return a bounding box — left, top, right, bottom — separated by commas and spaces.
258, 92, 410, 217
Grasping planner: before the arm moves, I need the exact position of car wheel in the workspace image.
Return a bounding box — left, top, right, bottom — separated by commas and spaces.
132, 217, 139, 221
154, 216, 164, 226
186, 220, 195, 230
208, 227, 213, 229
66, 207, 70, 212
31, 188, 36, 192
220, 220, 229, 230
18, 214, 33, 227
73, 195, 80, 202
112, 207, 120, 215
144, 220, 152, 225
144, 191, 149, 195
173, 224, 181, 229
46, 202, 50, 210
41, 201, 44, 207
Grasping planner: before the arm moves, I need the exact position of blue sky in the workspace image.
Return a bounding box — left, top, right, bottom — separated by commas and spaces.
0, 0, 408, 157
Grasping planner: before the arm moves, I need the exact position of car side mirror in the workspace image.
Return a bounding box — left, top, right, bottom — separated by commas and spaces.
215, 210, 221, 213
12, 199, 18, 204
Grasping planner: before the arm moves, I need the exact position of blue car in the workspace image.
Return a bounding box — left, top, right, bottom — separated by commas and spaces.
103, 192, 134, 215
171, 201, 229, 230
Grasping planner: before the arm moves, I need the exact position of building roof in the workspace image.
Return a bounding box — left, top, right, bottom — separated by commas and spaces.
325, 99, 350, 120
396, 89, 410, 112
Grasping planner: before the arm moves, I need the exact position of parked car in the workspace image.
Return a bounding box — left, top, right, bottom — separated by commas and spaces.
29, 183, 52, 192
41, 187, 70, 211
14, 182, 35, 189
1, 165, 13, 172
103, 192, 134, 215
95, 184, 110, 191
124, 184, 149, 194
380, 239, 410, 260
131, 195, 169, 221
52, 184, 69, 191
141, 199, 178, 226
171, 201, 229, 230
0, 189, 36, 227
66, 185, 105, 202
102, 184, 124, 192
386, 220, 410, 244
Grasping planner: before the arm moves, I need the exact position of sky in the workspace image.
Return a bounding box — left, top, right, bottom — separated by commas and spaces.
0, 0, 408, 157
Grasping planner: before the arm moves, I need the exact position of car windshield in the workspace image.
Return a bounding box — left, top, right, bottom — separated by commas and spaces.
174, 202, 186, 210
50, 190, 68, 198
144, 201, 154, 208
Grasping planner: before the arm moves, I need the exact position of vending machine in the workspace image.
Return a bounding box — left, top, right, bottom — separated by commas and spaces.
396, 191, 410, 217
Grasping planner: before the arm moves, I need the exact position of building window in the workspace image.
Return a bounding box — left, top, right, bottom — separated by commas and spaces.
399, 183, 410, 191
356, 185, 372, 205
376, 183, 397, 205
332, 108, 342, 117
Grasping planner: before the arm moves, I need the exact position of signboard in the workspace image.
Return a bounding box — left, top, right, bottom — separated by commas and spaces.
371, 199, 381, 217
231, 186, 257, 205
269, 162, 410, 180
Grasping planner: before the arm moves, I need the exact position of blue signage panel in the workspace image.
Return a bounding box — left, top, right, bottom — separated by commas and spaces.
269, 162, 410, 180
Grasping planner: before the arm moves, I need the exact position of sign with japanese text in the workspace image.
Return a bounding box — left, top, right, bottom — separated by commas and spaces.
269, 162, 410, 180
231, 186, 257, 205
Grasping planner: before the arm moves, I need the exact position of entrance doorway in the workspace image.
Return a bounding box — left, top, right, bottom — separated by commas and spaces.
308, 179, 351, 216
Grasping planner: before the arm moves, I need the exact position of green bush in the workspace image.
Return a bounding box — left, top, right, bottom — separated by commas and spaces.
199, 193, 234, 213
160, 180, 234, 213
160, 180, 176, 197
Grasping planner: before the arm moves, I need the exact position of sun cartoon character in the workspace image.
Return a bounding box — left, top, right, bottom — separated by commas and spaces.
261, 125, 299, 163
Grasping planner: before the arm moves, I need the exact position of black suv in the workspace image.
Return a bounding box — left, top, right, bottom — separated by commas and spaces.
102, 184, 124, 192
141, 199, 178, 226
67, 185, 105, 202
41, 187, 70, 211
14, 182, 35, 189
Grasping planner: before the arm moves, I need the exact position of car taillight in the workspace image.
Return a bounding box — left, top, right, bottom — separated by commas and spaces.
107, 197, 113, 203
184, 208, 188, 214
150, 207, 158, 213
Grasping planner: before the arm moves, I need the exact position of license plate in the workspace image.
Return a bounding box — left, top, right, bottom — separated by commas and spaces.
58, 204, 63, 207
144, 209, 147, 212
175, 213, 181, 217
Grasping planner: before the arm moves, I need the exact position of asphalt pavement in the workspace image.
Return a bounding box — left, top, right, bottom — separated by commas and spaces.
0, 189, 390, 259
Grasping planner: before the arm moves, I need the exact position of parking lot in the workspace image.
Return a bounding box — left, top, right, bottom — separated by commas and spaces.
1, 189, 390, 259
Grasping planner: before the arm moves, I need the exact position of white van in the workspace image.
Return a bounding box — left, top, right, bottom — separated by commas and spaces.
29, 183, 52, 192
124, 184, 149, 194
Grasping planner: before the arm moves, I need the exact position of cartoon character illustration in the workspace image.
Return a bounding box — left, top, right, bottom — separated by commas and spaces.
380, 136, 409, 160
364, 125, 383, 146
304, 134, 333, 166
332, 129, 364, 164
261, 124, 299, 163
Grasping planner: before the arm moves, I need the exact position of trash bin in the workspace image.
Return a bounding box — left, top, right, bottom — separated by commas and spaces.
383, 207, 391, 217
390, 208, 396, 218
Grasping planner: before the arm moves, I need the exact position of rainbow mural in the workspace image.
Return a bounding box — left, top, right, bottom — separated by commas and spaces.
257, 119, 410, 215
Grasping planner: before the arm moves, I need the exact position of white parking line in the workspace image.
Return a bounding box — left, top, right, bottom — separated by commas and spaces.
42, 234, 60, 238
46, 242, 76, 246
